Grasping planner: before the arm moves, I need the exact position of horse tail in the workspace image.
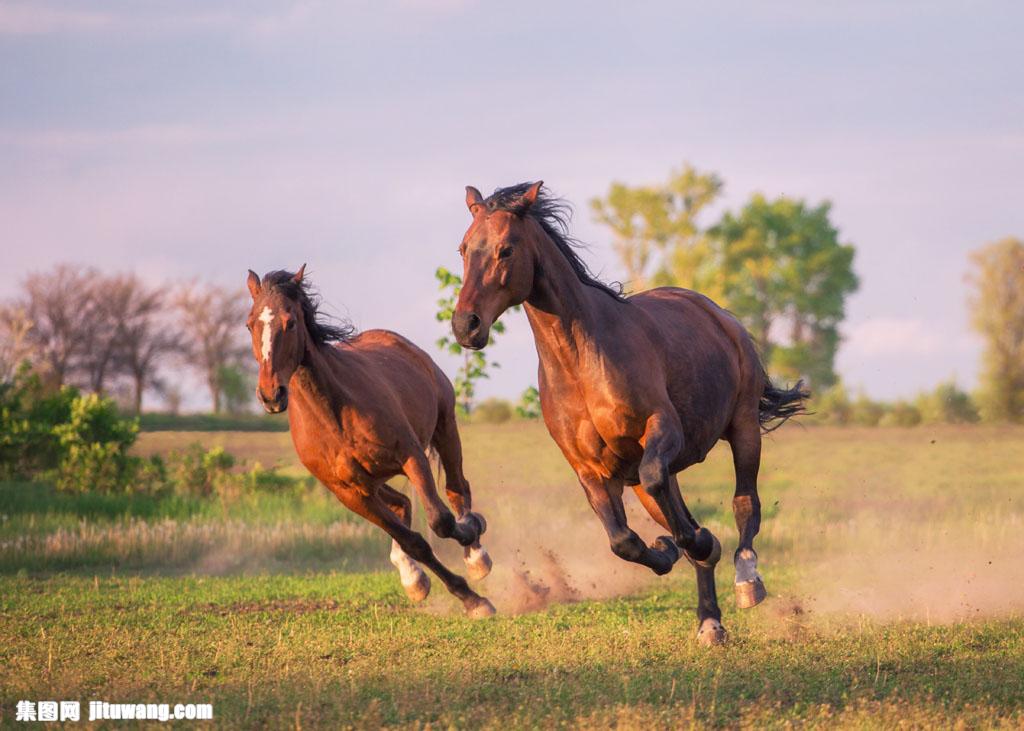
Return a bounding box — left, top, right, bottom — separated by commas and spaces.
758, 372, 810, 433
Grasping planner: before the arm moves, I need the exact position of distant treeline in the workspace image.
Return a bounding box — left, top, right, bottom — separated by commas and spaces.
0, 265, 252, 415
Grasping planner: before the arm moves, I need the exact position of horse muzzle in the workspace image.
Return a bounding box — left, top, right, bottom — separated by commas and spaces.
452, 311, 489, 350
257, 385, 288, 413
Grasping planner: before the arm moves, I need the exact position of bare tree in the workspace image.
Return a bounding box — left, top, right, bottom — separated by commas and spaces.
19, 265, 98, 388
79, 273, 134, 395
176, 282, 248, 413
116, 276, 184, 414
0, 305, 34, 382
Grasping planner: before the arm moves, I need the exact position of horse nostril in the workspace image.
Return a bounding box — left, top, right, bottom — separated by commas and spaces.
467, 313, 481, 332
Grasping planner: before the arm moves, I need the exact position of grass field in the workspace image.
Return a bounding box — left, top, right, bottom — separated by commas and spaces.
2, 423, 1023, 728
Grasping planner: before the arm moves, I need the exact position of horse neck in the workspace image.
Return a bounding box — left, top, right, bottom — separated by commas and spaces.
522, 231, 617, 368
288, 335, 349, 417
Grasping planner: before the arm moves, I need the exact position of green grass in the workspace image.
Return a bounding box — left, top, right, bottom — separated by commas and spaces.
2, 423, 1023, 727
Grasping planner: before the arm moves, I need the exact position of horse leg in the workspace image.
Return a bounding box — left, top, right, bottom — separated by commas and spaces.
431, 409, 492, 580
579, 472, 679, 575
403, 453, 483, 548
729, 419, 768, 609
378, 483, 431, 602
639, 414, 720, 563
632, 477, 726, 646
340, 484, 495, 618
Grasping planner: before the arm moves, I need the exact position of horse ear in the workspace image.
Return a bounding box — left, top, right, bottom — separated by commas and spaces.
246, 270, 261, 299
521, 180, 543, 209
465, 186, 484, 214
293, 264, 306, 284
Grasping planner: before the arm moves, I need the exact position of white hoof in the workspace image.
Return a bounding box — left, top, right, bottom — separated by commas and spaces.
464, 545, 493, 581
735, 548, 766, 608
696, 618, 727, 647
402, 570, 431, 603
390, 539, 430, 603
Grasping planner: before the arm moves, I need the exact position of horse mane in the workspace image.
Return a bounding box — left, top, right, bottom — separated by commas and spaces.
261, 269, 357, 345
485, 183, 626, 301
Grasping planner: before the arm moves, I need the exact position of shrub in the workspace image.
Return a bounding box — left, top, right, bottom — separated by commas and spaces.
879, 400, 922, 427
0, 366, 76, 479
166, 443, 236, 498
50, 393, 141, 493
810, 383, 852, 425
916, 381, 979, 424
851, 395, 886, 427
474, 398, 513, 424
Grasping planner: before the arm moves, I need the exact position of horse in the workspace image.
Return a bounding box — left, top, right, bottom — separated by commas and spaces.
450, 182, 808, 643
245, 266, 496, 618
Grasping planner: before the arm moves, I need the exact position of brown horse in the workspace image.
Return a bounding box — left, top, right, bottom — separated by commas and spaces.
451, 182, 808, 643
246, 266, 495, 617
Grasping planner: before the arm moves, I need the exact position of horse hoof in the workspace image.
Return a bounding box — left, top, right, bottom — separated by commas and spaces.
696, 618, 727, 647
735, 577, 767, 609
402, 571, 431, 603
653, 536, 680, 564
465, 597, 496, 619
465, 545, 493, 581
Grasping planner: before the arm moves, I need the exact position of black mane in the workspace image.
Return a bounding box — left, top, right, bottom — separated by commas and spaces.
262, 269, 357, 345
485, 183, 626, 301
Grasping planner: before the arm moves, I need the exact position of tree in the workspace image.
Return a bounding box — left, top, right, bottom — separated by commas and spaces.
176, 283, 248, 414
0, 305, 34, 383
967, 237, 1024, 422
711, 195, 858, 388
18, 265, 99, 388
79, 273, 134, 396
590, 164, 723, 291
117, 277, 183, 414
434, 267, 514, 414
516, 385, 541, 419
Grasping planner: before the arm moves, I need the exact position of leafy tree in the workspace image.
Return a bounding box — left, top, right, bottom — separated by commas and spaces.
434, 267, 514, 414
516, 385, 541, 419
710, 195, 858, 388
590, 164, 723, 290
218, 364, 254, 415
967, 237, 1024, 422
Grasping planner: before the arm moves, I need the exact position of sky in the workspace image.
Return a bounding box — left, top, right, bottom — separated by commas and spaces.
2, 0, 1022, 407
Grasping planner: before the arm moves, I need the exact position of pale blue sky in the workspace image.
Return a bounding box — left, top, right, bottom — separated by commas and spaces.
2, 1, 1022, 405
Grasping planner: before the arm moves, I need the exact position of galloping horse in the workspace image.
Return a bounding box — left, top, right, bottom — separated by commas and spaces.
246, 266, 495, 617
451, 183, 807, 643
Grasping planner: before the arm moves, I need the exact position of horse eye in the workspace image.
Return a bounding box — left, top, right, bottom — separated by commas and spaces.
499, 247, 513, 259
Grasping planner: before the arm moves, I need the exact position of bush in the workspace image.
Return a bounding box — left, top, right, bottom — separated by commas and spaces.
810, 383, 852, 425
50, 393, 141, 493
165, 443, 236, 498
879, 400, 922, 427
0, 366, 76, 479
851, 394, 886, 427
474, 398, 513, 424
916, 381, 979, 424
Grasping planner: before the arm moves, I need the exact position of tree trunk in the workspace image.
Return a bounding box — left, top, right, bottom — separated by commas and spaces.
133, 372, 145, 414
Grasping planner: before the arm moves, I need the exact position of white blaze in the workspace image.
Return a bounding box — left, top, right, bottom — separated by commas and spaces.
259, 306, 274, 363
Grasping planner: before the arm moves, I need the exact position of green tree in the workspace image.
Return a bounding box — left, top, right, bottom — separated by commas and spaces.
516, 385, 541, 419
711, 195, 858, 388
434, 267, 515, 414
590, 164, 723, 291
967, 237, 1024, 422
